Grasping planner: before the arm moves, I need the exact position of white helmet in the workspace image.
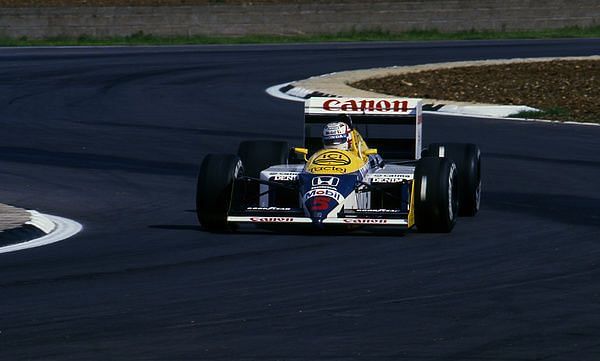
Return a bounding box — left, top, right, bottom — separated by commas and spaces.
323, 122, 352, 150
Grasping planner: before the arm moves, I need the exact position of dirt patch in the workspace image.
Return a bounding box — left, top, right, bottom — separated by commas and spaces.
351, 60, 600, 123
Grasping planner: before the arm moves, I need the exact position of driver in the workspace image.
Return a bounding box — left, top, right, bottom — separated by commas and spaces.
322, 121, 352, 151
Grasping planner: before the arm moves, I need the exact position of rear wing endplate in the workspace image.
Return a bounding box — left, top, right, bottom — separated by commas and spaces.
304, 97, 423, 160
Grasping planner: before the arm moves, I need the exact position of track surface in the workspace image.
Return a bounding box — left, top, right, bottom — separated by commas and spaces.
1, 40, 599, 360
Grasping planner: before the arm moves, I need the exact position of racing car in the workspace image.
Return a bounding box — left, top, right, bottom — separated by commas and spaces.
196, 97, 481, 232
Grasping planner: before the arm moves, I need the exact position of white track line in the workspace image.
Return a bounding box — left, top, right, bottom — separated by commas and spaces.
266, 82, 304, 102
0, 213, 83, 254
423, 109, 600, 126
27, 210, 56, 233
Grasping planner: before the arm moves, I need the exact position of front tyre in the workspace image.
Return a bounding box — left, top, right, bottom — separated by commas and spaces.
196, 154, 242, 231
414, 157, 458, 233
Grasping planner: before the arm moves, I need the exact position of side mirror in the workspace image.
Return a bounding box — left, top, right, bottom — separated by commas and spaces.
364, 148, 378, 156
293, 147, 309, 161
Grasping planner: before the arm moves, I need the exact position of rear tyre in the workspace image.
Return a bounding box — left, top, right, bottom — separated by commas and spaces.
237, 140, 290, 206
414, 157, 458, 233
196, 154, 242, 231
423, 143, 481, 216
237, 140, 289, 178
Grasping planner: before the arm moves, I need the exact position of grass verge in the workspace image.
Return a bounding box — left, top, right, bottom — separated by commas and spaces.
2, 26, 600, 46
509, 108, 572, 120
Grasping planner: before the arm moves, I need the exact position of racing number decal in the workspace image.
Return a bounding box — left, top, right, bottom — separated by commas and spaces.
312, 151, 352, 166
310, 196, 331, 211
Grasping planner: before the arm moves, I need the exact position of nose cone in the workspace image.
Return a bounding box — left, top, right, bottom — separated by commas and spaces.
300, 174, 355, 225
304, 193, 341, 224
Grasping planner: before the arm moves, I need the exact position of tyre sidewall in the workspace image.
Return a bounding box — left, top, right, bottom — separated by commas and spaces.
237, 140, 289, 178
196, 154, 242, 230
424, 143, 481, 216
414, 157, 458, 232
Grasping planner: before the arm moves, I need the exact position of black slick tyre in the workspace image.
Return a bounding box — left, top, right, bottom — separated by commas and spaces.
424, 143, 481, 216
237, 140, 289, 206
413, 157, 459, 233
237, 140, 289, 178
196, 154, 241, 231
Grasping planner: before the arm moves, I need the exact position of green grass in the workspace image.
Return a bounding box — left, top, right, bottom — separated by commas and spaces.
2, 26, 600, 46
509, 107, 572, 120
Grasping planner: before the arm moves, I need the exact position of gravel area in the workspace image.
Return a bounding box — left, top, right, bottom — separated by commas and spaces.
351, 60, 600, 123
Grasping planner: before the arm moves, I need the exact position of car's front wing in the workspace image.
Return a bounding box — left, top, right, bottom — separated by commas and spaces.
227, 208, 410, 226
228, 215, 408, 225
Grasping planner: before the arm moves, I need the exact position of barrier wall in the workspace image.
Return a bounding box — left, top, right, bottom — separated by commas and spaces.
0, 0, 598, 39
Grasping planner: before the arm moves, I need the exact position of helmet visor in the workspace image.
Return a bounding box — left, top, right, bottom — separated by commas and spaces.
323, 133, 348, 146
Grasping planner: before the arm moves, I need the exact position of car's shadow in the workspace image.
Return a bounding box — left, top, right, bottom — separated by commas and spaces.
149, 223, 410, 237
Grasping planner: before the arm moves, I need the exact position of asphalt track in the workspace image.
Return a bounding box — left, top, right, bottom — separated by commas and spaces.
1, 39, 599, 360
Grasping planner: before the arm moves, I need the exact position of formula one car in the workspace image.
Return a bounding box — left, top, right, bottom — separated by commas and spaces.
196, 97, 481, 232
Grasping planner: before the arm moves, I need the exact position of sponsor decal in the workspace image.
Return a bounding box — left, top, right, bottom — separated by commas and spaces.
303, 188, 344, 202
247, 207, 292, 211
370, 174, 413, 183
312, 151, 352, 166
354, 209, 402, 213
342, 219, 388, 224
270, 174, 298, 181
323, 99, 409, 113
308, 166, 347, 173
311, 176, 340, 187
249, 217, 294, 223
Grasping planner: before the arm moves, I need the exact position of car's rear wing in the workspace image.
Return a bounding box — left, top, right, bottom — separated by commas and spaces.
304, 97, 423, 161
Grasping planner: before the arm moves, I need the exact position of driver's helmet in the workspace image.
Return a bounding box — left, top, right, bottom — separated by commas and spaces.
322, 122, 352, 150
